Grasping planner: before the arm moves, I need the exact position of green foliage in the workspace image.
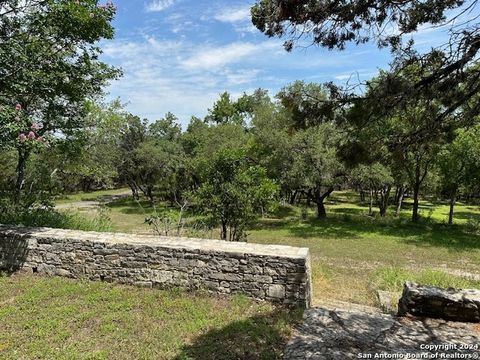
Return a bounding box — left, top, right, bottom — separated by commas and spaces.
205, 91, 268, 126
205, 92, 242, 125
0, 201, 112, 231
116, 112, 188, 202
277, 80, 333, 129
0, 0, 121, 204
351, 163, 394, 216
438, 125, 480, 198
351, 163, 393, 190
193, 149, 278, 241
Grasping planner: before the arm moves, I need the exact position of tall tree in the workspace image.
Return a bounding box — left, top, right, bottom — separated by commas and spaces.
205, 92, 244, 125
0, 0, 120, 203
251, 0, 480, 138
117, 115, 148, 199
290, 124, 344, 218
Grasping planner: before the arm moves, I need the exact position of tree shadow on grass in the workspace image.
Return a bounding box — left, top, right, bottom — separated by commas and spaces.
287, 220, 361, 239
258, 214, 480, 251
449, 211, 480, 221
329, 207, 366, 215
394, 224, 480, 250
174, 307, 302, 360
269, 205, 298, 219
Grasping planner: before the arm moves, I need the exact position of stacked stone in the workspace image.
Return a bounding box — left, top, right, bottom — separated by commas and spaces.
0, 226, 312, 308
398, 281, 480, 322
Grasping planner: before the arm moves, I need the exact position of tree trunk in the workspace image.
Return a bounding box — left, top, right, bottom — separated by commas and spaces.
368, 189, 373, 216
448, 193, 456, 225
395, 185, 405, 217
289, 190, 298, 205
412, 182, 420, 223
306, 189, 312, 207
139, 184, 154, 204
314, 187, 334, 219
14, 148, 30, 204
220, 221, 227, 240
129, 182, 139, 200
316, 201, 327, 218
379, 186, 391, 217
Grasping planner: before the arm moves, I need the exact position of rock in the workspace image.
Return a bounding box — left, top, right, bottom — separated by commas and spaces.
376, 290, 395, 313
55, 268, 72, 277
284, 306, 480, 360
398, 281, 480, 322
268, 284, 285, 299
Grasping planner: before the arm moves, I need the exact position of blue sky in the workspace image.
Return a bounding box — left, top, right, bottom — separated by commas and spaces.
100, 0, 452, 126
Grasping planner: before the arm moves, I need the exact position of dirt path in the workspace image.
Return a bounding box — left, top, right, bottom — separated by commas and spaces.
55, 192, 131, 211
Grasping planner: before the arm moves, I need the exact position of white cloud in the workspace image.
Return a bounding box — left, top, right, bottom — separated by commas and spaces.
224, 69, 261, 85
100, 32, 389, 126
181, 41, 277, 70
334, 74, 353, 81
145, 0, 176, 13
101, 37, 279, 125
213, 5, 257, 35
334, 70, 377, 83
215, 7, 251, 23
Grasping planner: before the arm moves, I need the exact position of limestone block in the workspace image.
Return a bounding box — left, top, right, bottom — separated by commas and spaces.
398, 281, 480, 322
268, 284, 286, 299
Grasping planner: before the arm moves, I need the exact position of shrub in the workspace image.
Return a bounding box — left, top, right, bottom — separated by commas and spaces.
0, 201, 112, 232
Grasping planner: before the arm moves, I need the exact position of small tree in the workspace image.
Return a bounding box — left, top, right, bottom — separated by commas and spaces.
194, 149, 278, 241
437, 125, 480, 225
290, 123, 344, 218
351, 163, 394, 217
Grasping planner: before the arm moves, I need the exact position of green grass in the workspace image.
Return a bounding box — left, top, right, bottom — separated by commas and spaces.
56, 189, 480, 307
0, 274, 301, 360
249, 203, 480, 305
371, 267, 480, 293
369, 267, 480, 310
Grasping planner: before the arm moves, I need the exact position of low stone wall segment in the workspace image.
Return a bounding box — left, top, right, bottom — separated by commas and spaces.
0, 226, 312, 308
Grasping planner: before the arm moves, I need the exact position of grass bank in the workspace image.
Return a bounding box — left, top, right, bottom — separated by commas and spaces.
0, 274, 301, 360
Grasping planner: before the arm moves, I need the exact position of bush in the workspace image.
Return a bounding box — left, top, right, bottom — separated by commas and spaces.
0, 201, 112, 232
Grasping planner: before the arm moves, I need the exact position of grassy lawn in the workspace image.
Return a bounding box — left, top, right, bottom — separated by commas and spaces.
249, 193, 480, 306
0, 274, 301, 360
56, 190, 480, 307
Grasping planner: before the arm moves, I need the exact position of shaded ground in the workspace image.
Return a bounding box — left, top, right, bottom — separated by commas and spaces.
285, 306, 480, 359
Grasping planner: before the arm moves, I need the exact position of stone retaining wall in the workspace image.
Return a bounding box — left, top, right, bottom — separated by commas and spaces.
0, 226, 312, 308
